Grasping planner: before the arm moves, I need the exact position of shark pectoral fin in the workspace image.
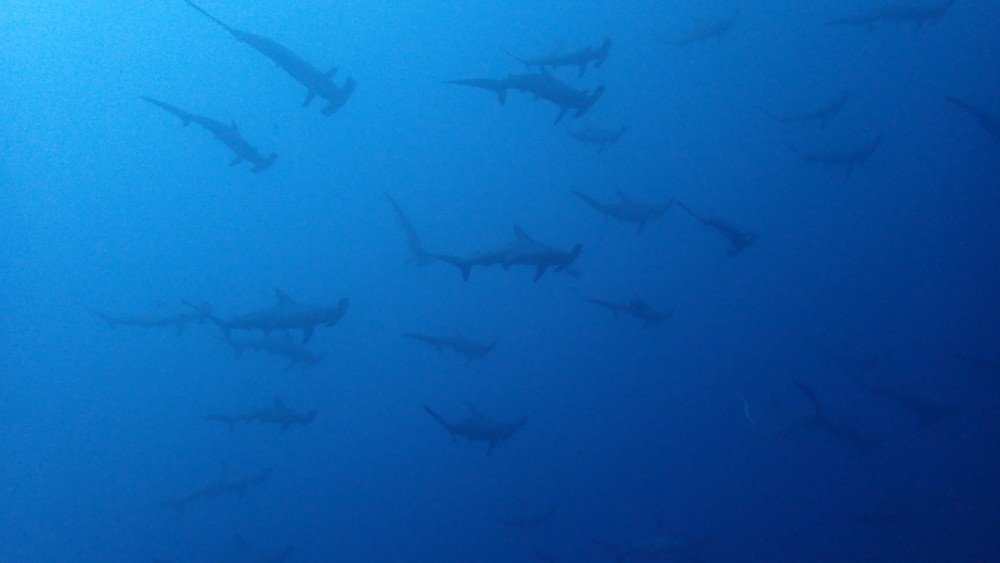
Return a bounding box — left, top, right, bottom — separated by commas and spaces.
303, 89, 317, 107
533, 265, 548, 282
324, 67, 338, 79
229, 155, 245, 166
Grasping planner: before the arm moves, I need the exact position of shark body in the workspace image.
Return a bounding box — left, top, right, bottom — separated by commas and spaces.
502, 37, 612, 77
140, 96, 277, 172
182, 0, 354, 115
197, 289, 348, 344
403, 331, 497, 362
432, 226, 582, 282
572, 190, 672, 233
424, 405, 526, 456
205, 396, 317, 431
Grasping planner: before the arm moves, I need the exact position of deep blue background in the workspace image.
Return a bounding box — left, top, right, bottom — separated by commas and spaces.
2, 1, 999, 561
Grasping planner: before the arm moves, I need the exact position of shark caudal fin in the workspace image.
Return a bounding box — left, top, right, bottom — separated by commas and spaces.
574, 85, 605, 119
431, 254, 474, 281
447, 78, 508, 105
556, 244, 584, 272
251, 153, 278, 173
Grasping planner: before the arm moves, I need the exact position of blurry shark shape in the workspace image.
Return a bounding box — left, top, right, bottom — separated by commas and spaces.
783, 381, 882, 452
589, 295, 673, 327
946, 97, 1000, 142
423, 404, 526, 456
215, 334, 327, 370
386, 193, 435, 265
785, 135, 882, 179
140, 96, 277, 172
501, 37, 612, 77
653, 12, 739, 47
431, 226, 582, 282
181, 0, 354, 115
760, 91, 849, 128
192, 289, 348, 344
156, 466, 271, 513
828, 0, 955, 29
205, 396, 317, 431
403, 330, 497, 362
855, 379, 959, 427
449, 72, 605, 124
572, 190, 673, 234
496, 505, 557, 528
81, 301, 211, 336
676, 201, 756, 256
564, 123, 627, 151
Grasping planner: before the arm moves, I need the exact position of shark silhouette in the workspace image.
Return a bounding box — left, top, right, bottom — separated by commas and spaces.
502, 37, 612, 77
424, 405, 526, 456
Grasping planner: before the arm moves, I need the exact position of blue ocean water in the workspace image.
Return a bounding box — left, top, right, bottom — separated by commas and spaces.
2, 0, 999, 561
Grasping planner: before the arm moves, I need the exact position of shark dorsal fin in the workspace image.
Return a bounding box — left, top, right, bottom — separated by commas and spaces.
230, 120, 240, 133
275, 289, 295, 306
513, 225, 533, 242
616, 189, 633, 203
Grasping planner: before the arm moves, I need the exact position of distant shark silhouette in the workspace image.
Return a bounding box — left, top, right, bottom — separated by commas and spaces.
785, 135, 882, 179
760, 91, 848, 128
572, 190, 673, 234
403, 330, 497, 362
156, 466, 271, 513
855, 379, 959, 428
431, 226, 582, 282
828, 0, 955, 29
782, 381, 881, 452
564, 123, 626, 151
676, 201, 756, 256
205, 396, 317, 431
805, 337, 888, 371
589, 295, 673, 327
448, 72, 605, 124
181, 0, 354, 115
502, 37, 612, 77
215, 334, 327, 370
946, 97, 1000, 142
140, 96, 277, 172
386, 193, 435, 265
81, 301, 211, 336
653, 12, 739, 47
191, 289, 348, 344
424, 404, 526, 456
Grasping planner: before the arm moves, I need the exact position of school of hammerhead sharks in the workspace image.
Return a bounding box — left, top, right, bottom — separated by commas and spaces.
74, 0, 998, 560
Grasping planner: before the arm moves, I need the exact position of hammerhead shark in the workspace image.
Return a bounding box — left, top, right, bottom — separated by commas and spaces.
946, 97, 1000, 142
386, 193, 434, 265
598, 532, 710, 562
760, 91, 849, 128
653, 12, 739, 47
156, 466, 271, 513
205, 396, 317, 431
215, 334, 327, 370
588, 295, 673, 327
502, 37, 612, 77
828, 0, 955, 29
785, 135, 882, 179
571, 190, 673, 234
81, 301, 212, 336
192, 289, 349, 344
431, 226, 582, 282
676, 201, 756, 256
140, 96, 277, 172
855, 379, 959, 428
448, 72, 605, 124
403, 330, 497, 362
423, 405, 526, 456
181, 0, 354, 115
782, 381, 881, 452
564, 124, 626, 151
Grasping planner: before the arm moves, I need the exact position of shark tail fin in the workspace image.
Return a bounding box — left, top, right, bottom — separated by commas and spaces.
251, 153, 278, 173
423, 406, 455, 438
594, 37, 612, 68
